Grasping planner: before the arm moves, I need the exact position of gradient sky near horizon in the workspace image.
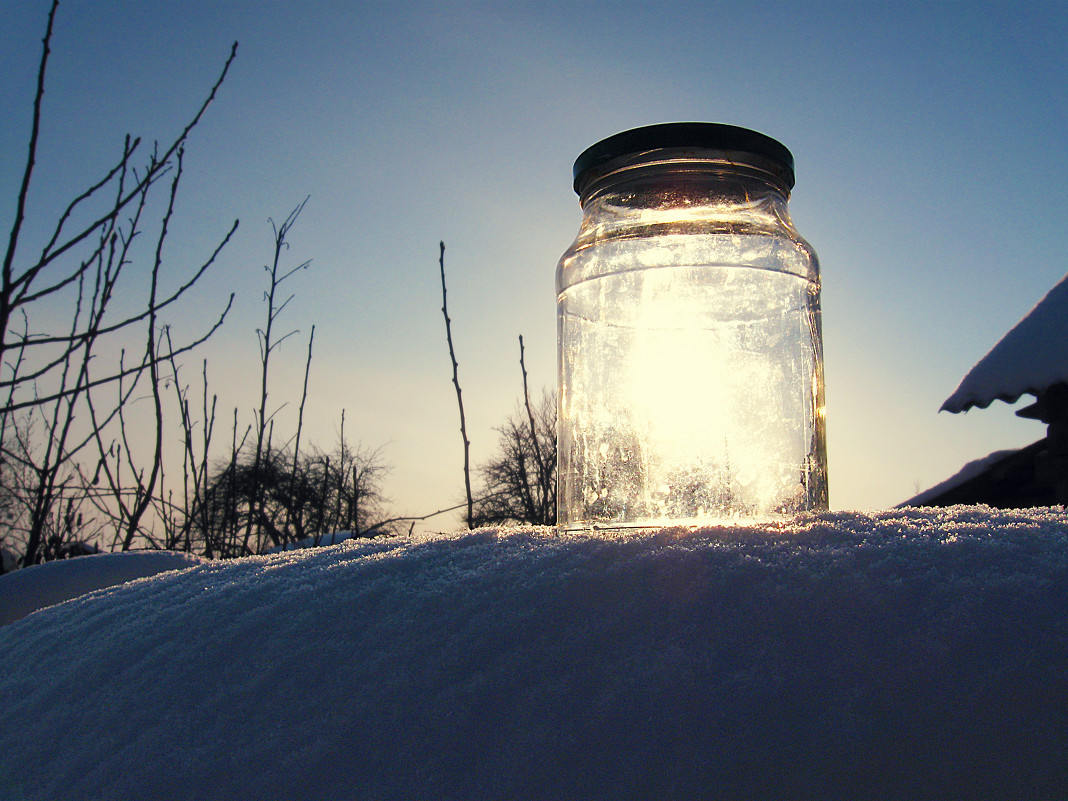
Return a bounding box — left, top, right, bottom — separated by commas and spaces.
3, 1, 1067, 532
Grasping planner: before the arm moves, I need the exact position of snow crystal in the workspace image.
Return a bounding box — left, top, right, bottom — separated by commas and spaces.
267, 529, 363, 552
1, 510, 1067, 800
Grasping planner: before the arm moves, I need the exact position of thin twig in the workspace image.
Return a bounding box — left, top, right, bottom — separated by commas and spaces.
519, 334, 551, 515
369, 491, 510, 531
1, 294, 234, 413
439, 241, 473, 527
2, 0, 59, 342
121, 145, 187, 549
285, 324, 314, 543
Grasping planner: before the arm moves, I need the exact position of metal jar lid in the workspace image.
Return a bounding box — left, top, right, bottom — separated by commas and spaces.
572, 122, 795, 196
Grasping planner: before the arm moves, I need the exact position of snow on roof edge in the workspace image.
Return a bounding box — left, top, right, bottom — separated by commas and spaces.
941, 270, 1068, 414
941, 385, 1036, 414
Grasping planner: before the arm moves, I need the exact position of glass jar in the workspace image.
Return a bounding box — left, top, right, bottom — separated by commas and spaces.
556, 123, 827, 529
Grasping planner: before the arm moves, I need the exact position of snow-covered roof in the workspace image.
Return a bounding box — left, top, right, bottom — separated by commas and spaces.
2, 511, 1068, 799
942, 271, 1068, 413
896, 447, 1020, 506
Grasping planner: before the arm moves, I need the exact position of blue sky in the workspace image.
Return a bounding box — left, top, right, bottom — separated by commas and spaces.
3, 1, 1067, 529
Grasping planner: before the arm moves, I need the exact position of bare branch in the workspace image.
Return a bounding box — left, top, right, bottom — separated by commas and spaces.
2, 0, 59, 320
519, 334, 551, 505
15, 42, 239, 283
286, 324, 315, 538
7, 218, 239, 352
34, 134, 141, 279
119, 144, 186, 549
439, 241, 473, 527
1, 294, 234, 414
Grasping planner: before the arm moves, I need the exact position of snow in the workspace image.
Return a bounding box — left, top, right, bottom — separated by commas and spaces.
942, 270, 1068, 412
2, 509, 1068, 800
267, 529, 362, 552
0, 550, 207, 626
898, 447, 1019, 506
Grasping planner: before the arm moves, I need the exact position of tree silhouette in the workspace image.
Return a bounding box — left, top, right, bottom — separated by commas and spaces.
470, 390, 557, 527
1, 0, 237, 567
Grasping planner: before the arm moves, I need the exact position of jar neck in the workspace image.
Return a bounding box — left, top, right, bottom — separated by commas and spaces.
575, 157, 795, 242
577, 148, 793, 209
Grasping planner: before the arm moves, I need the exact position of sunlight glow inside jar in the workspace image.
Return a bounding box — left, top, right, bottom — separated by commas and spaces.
556, 123, 828, 529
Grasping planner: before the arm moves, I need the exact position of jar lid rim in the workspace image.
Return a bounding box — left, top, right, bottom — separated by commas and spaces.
572, 122, 795, 194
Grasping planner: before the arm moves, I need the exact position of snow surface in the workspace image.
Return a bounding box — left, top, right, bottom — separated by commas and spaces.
267, 529, 362, 552
2, 509, 1068, 800
0, 550, 206, 626
942, 270, 1068, 412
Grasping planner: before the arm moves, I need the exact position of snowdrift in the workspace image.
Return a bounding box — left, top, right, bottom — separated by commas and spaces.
0, 550, 207, 626
1, 507, 1067, 800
